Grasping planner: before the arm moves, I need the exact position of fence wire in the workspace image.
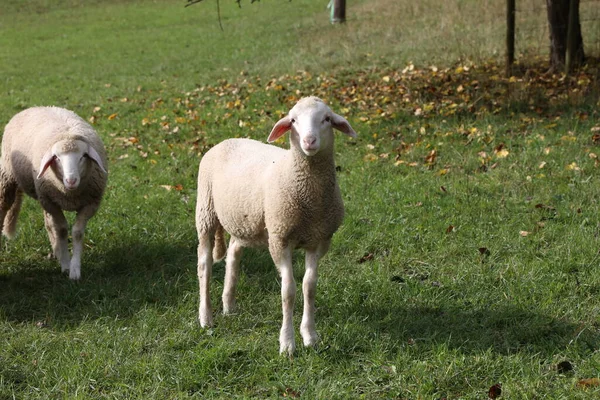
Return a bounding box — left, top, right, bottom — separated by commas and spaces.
515, 0, 600, 58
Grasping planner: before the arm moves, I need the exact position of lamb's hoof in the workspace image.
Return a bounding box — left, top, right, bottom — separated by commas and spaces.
199, 314, 213, 328
69, 270, 81, 281
279, 341, 296, 357
279, 331, 296, 356
222, 300, 236, 315
301, 331, 319, 348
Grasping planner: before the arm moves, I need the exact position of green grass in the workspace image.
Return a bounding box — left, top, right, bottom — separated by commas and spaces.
1, 0, 600, 398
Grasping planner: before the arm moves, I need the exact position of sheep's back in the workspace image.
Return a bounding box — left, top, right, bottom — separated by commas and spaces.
199, 138, 285, 245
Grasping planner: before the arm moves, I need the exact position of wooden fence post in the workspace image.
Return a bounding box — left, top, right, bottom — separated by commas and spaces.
506, 0, 516, 77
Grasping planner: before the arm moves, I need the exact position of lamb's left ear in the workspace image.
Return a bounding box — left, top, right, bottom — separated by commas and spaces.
37, 150, 56, 179
331, 113, 357, 138
86, 146, 107, 174
267, 116, 292, 143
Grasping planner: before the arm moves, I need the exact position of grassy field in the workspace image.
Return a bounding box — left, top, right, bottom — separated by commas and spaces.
1, 0, 600, 398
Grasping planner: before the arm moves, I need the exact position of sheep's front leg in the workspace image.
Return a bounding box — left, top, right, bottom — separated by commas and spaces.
300, 239, 330, 347
222, 237, 243, 315
43, 210, 70, 274
70, 203, 99, 281
270, 243, 296, 355
198, 233, 214, 327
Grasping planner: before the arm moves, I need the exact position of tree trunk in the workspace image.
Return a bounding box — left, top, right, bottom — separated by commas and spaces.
546, 0, 585, 71
331, 0, 346, 24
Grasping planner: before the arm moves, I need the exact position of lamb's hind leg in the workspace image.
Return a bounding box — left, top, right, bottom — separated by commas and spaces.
43, 210, 70, 274
197, 232, 214, 327
300, 239, 330, 348
222, 237, 243, 315
0, 178, 18, 247
2, 188, 22, 240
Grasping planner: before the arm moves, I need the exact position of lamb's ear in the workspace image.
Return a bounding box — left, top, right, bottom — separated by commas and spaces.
267, 116, 292, 143
331, 112, 357, 138
86, 146, 107, 174
37, 150, 56, 179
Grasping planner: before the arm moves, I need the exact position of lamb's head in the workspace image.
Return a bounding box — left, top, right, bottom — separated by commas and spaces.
268, 97, 357, 157
37, 138, 107, 191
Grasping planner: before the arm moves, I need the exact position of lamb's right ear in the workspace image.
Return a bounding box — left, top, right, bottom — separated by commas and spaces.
87, 146, 107, 174
331, 112, 358, 138
37, 150, 56, 179
267, 116, 292, 143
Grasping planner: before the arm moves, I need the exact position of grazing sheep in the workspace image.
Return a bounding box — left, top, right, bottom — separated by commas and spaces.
0, 107, 108, 280
196, 96, 357, 355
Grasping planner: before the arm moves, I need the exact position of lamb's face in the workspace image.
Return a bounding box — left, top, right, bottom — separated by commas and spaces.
37, 139, 107, 191
267, 97, 358, 157
289, 102, 335, 157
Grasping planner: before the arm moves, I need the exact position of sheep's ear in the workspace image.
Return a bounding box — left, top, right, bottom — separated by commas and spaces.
86, 146, 107, 174
37, 150, 56, 179
267, 116, 292, 143
331, 113, 357, 138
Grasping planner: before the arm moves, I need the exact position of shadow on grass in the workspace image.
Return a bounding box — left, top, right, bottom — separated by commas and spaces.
327, 300, 599, 358
0, 239, 199, 326
0, 238, 282, 328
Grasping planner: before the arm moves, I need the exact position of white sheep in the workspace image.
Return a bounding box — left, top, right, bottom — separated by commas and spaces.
0, 106, 108, 280
195, 96, 357, 355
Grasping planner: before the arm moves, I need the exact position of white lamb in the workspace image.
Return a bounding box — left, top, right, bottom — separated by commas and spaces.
195, 96, 357, 355
0, 106, 108, 280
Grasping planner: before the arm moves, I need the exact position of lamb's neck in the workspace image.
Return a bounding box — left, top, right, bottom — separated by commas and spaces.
287, 146, 336, 181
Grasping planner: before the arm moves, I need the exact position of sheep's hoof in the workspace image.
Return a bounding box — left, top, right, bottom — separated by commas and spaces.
199, 314, 213, 328
279, 341, 296, 356
222, 300, 236, 315
69, 270, 81, 281
301, 332, 319, 347
279, 331, 296, 356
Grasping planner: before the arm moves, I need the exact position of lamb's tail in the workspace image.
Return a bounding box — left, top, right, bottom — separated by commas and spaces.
212, 223, 226, 262
2, 189, 23, 240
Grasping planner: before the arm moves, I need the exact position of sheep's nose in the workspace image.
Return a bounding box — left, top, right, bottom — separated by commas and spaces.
65, 177, 78, 188
303, 136, 317, 147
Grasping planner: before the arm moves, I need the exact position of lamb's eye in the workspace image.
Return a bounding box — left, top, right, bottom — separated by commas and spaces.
291, 118, 296, 124
325, 116, 331, 122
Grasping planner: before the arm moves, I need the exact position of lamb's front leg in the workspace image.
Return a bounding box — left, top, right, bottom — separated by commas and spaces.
300, 239, 329, 347
270, 243, 296, 355
43, 210, 70, 275
70, 203, 99, 280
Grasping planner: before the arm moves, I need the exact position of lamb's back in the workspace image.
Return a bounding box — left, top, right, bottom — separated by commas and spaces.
200, 138, 285, 245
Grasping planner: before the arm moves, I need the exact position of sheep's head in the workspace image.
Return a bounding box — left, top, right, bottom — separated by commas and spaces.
37, 139, 107, 191
268, 97, 357, 157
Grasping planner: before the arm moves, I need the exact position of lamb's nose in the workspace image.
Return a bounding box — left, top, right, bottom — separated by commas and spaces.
303, 136, 317, 147
66, 178, 78, 187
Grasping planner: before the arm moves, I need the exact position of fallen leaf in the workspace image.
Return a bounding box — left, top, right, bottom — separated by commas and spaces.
358, 253, 374, 263
478, 247, 491, 256
488, 383, 502, 399
160, 185, 173, 191
495, 149, 509, 158
107, 113, 118, 120
577, 378, 600, 388
446, 225, 454, 233
557, 360, 573, 374
283, 387, 300, 398
424, 149, 438, 165
520, 231, 531, 237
